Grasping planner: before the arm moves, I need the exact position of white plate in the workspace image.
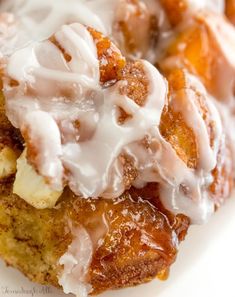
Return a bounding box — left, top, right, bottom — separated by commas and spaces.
1, 193, 235, 297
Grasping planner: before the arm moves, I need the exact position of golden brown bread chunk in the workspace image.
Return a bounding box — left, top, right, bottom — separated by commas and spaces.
160, 69, 217, 169
88, 27, 126, 84
0, 181, 189, 295
160, 69, 234, 205
160, 69, 198, 169
160, 12, 235, 101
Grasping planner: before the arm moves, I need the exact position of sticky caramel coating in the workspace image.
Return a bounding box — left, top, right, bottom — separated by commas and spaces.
160, 0, 188, 26
88, 27, 126, 84
160, 105, 198, 169
120, 61, 149, 106
225, 0, 235, 25
0, 182, 189, 294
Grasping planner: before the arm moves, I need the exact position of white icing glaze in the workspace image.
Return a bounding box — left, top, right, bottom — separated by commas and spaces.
124, 71, 223, 224
126, 129, 216, 224
0, 0, 168, 63
212, 98, 235, 176
62, 60, 166, 198
0, 0, 118, 55
3, 23, 169, 198
188, 0, 225, 13
158, 76, 222, 224
58, 226, 93, 297
176, 74, 222, 170
5, 23, 101, 190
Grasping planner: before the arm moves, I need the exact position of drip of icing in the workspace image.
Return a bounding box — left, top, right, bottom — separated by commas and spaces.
212, 98, 235, 176
160, 76, 222, 223
173, 73, 222, 170
126, 131, 216, 224
157, 76, 222, 223
22, 111, 64, 190
125, 73, 222, 224
58, 226, 93, 297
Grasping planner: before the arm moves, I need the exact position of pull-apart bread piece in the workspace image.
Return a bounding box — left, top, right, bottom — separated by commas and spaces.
160, 10, 235, 102
0, 1, 234, 297
0, 23, 189, 296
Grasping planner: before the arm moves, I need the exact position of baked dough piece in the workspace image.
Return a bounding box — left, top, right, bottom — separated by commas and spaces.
0, 1, 234, 296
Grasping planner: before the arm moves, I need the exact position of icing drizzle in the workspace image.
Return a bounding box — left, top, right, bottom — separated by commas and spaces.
3, 21, 222, 225
0, 1, 230, 226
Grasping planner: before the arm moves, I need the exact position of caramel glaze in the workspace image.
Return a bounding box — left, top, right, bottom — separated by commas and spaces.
57, 184, 189, 294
